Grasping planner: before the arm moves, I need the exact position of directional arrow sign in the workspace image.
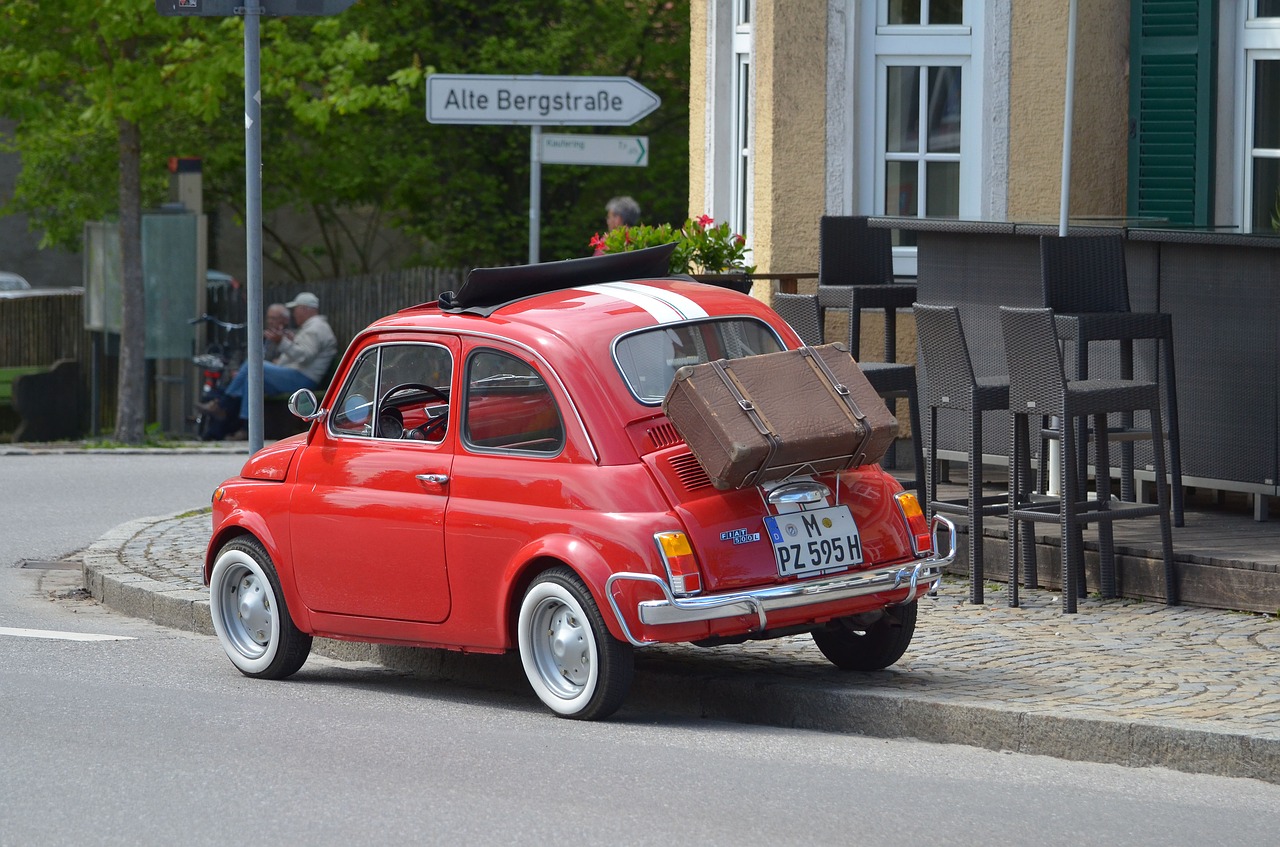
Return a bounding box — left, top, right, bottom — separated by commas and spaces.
427, 74, 661, 127
541, 134, 649, 167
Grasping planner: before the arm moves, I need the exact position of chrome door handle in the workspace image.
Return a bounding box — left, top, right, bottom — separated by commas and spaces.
415, 473, 448, 485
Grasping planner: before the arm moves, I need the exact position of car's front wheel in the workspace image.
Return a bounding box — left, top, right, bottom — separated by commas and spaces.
209, 536, 312, 679
517, 567, 633, 720
811, 601, 918, 671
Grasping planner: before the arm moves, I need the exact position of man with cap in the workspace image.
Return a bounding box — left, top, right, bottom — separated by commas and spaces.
201, 291, 337, 440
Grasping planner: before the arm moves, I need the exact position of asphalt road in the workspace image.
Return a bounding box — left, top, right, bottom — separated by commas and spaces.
2, 452, 1279, 845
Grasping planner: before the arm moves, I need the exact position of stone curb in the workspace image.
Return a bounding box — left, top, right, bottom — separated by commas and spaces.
79, 510, 1280, 786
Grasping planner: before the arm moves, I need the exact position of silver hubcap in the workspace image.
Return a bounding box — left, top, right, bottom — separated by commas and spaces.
220, 564, 272, 659
532, 597, 590, 698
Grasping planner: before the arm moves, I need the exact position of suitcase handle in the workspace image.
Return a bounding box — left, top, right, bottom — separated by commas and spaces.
709, 359, 780, 487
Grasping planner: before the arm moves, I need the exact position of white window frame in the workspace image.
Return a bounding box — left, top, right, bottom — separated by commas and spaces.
1235, 2, 1280, 232
853, 0, 988, 275
705, 0, 753, 243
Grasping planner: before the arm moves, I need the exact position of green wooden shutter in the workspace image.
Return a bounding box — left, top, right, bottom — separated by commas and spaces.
1127, 0, 1216, 226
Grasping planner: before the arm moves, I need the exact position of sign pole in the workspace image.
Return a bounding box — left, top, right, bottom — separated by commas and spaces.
244, 6, 265, 453
529, 125, 541, 264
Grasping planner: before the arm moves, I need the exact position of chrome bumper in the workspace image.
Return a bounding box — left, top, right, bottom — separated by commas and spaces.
605, 516, 957, 647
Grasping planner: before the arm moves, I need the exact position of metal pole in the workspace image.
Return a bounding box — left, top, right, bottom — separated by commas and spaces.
244, 6, 265, 453
529, 125, 541, 264
1049, 0, 1079, 497
1059, 0, 1078, 238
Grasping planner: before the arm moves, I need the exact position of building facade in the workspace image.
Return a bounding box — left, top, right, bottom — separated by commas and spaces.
691, 1, 1280, 281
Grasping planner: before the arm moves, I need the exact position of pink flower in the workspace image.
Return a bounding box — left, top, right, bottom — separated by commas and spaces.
589, 233, 605, 250
696, 214, 714, 228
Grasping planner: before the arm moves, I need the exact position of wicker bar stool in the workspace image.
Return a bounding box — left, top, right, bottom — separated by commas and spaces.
770, 292, 925, 500
816, 216, 917, 361
1000, 306, 1177, 613
1040, 233, 1184, 526
913, 303, 1030, 604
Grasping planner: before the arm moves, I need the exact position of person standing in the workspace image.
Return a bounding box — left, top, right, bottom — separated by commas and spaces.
605, 195, 641, 231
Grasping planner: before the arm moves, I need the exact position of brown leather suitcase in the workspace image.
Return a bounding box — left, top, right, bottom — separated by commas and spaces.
662, 343, 898, 489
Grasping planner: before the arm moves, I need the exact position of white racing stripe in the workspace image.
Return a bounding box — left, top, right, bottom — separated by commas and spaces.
575, 282, 709, 324
0, 626, 135, 642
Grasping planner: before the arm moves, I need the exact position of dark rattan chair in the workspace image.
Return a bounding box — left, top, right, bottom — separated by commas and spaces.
1000, 306, 1177, 613
816, 216, 917, 361
1040, 234, 1184, 526
771, 292, 925, 499
913, 303, 1029, 604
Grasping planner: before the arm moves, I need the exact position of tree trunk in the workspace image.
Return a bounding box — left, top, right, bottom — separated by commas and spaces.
113, 118, 146, 444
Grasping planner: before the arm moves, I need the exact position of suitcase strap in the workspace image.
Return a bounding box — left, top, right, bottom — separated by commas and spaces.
799, 346, 874, 468
709, 359, 780, 487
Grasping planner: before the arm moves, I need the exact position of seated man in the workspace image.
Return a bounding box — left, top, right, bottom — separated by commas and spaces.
203, 292, 337, 440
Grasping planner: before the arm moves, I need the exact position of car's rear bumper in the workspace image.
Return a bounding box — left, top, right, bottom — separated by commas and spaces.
606, 516, 957, 647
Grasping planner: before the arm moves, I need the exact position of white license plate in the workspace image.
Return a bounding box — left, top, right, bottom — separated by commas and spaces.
763, 504, 864, 578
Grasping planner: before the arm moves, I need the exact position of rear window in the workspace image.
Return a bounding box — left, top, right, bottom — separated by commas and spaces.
614, 318, 785, 405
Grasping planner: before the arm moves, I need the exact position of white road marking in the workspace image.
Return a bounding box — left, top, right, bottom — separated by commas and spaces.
0, 626, 135, 642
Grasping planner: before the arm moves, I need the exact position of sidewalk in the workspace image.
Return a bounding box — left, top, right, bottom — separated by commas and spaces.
80, 507, 1280, 785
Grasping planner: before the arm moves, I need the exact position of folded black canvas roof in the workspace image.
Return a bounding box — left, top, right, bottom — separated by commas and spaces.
437, 243, 678, 315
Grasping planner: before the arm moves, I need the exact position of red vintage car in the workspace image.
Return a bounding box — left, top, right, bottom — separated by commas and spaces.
205, 247, 955, 720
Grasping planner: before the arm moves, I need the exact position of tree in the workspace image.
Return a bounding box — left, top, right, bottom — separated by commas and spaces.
0, 1, 691, 438
0, 2, 394, 441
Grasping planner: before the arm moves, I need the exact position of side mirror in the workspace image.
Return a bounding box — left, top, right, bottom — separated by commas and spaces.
288, 388, 322, 420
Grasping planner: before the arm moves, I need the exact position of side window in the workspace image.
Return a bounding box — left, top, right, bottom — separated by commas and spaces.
331, 349, 378, 436
329, 343, 453, 441
464, 350, 564, 454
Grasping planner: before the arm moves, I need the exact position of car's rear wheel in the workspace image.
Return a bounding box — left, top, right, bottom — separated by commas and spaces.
209, 536, 312, 679
517, 567, 633, 720
811, 601, 918, 671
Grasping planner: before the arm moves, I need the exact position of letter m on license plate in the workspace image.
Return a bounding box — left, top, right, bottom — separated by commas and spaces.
763, 504, 864, 578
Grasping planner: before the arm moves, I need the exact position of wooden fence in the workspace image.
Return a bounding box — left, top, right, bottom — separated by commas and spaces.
0, 266, 469, 438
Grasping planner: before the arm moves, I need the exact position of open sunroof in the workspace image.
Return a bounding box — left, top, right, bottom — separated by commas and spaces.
437, 243, 678, 315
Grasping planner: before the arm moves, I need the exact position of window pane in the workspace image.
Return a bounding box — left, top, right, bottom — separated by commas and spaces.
331, 350, 378, 436
1252, 157, 1280, 232
886, 66, 920, 153
465, 351, 563, 453
615, 319, 783, 405
930, 0, 964, 24
1257, 0, 1280, 19
1255, 60, 1280, 149
886, 161, 919, 216
926, 162, 960, 217
887, 0, 920, 25
927, 66, 963, 153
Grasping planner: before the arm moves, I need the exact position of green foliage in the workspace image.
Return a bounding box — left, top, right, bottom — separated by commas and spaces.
591, 215, 754, 275
0, 0, 691, 275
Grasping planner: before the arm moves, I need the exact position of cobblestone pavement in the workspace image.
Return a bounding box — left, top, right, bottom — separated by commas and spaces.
78, 508, 1280, 785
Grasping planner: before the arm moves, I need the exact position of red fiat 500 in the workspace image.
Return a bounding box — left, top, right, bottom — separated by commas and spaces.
205, 247, 955, 720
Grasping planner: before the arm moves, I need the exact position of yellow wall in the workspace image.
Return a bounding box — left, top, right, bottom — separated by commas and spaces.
689, 2, 709, 221
1008, 1, 1130, 221
753, 1, 826, 278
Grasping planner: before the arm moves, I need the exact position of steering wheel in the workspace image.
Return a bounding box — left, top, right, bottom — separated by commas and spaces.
378, 383, 449, 440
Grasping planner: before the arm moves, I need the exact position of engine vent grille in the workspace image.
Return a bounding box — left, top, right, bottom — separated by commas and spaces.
646, 422, 684, 451
668, 451, 712, 492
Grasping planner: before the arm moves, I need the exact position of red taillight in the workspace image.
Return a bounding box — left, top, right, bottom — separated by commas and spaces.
894, 492, 933, 557
654, 531, 702, 596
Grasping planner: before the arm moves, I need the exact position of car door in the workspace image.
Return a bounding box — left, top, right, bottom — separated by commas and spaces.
289, 336, 458, 623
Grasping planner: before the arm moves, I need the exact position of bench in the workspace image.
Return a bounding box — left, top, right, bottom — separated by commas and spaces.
0, 359, 82, 441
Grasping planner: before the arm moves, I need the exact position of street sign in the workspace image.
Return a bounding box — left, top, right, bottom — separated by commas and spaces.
541, 134, 649, 167
427, 74, 661, 127
155, 0, 358, 15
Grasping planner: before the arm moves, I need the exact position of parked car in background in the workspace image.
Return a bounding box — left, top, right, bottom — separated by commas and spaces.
203, 247, 955, 720
0, 271, 32, 293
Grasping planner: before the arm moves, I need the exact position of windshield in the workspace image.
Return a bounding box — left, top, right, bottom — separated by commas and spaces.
614, 318, 785, 405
